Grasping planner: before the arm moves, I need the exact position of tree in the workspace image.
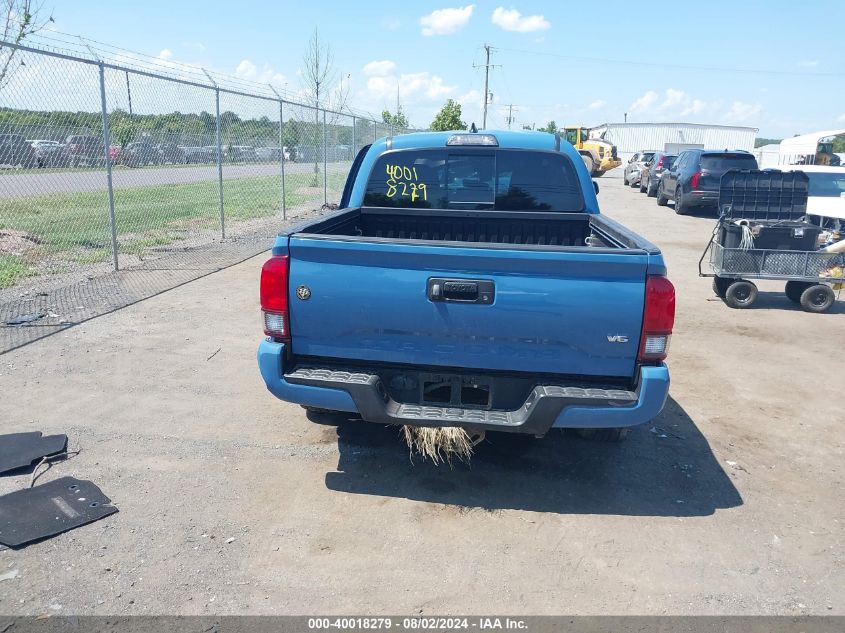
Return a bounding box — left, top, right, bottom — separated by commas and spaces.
430, 99, 465, 132
301, 28, 337, 181
1, 0, 53, 88
381, 109, 408, 130
538, 121, 557, 134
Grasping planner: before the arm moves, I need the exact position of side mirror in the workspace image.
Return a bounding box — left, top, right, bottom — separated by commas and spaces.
593, 180, 599, 195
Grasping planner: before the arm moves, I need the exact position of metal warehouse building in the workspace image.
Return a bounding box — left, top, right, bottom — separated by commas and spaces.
589, 122, 758, 163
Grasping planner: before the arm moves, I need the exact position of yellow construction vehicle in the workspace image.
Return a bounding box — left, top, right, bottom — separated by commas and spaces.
562, 126, 621, 177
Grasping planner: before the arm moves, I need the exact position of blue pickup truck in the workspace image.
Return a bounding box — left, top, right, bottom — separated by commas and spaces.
258, 130, 675, 441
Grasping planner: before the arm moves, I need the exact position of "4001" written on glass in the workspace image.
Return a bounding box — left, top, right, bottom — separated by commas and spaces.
385, 164, 427, 202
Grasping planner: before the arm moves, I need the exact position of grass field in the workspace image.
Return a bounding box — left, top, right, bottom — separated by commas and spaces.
0, 171, 346, 288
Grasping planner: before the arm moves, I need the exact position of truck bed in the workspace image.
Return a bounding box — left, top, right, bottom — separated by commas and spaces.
289, 207, 657, 252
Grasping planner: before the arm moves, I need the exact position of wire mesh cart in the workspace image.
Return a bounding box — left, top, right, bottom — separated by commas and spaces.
698, 170, 845, 312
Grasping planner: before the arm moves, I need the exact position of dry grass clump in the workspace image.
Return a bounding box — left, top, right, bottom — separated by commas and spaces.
402, 425, 484, 465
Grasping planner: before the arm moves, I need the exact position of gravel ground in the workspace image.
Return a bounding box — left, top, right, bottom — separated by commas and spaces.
0, 169, 842, 615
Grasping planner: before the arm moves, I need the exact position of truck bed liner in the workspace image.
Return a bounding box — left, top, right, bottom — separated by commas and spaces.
291, 207, 656, 252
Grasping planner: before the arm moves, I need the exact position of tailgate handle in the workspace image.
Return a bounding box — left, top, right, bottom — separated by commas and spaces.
428, 278, 494, 304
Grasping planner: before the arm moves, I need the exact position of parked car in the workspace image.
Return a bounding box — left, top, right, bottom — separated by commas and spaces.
29, 139, 66, 167
226, 145, 259, 162
623, 151, 656, 186
157, 142, 186, 164
258, 130, 675, 444
658, 149, 759, 214
639, 153, 678, 197
119, 141, 161, 167
108, 145, 121, 163
179, 146, 216, 163
255, 146, 291, 162
0, 134, 38, 168
65, 135, 105, 167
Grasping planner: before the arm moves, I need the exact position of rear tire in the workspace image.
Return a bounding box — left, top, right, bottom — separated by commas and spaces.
582, 154, 595, 175
623, 172, 629, 185
785, 280, 810, 303
575, 427, 629, 442
799, 284, 835, 313
639, 176, 648, 193
724, 280, 758, 309
712, 276, 731, 298
656, 182, 669, 206
674, 188, 688, 215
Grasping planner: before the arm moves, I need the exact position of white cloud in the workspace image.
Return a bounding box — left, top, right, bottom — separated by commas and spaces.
798, 60, 819, 68
659, 88, 686, 111
723, 101, 762, 123
629, 90, 658, 113
158, 49, 173, 61
366, 71, 454, 102
420, 5, 475, 36
588, 99, 606, 110
362, 60, 397, 77
235, 58, 286, 86
491, 7, 551, 32
836, 112, 845, 123
459, 89, 483, 107
680, 99, 707, 116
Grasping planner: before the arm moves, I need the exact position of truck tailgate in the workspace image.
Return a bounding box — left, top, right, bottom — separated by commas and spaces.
288, 237, 649, 378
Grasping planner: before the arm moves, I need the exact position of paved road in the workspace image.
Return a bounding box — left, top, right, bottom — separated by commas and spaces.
1, 172, 842, 615
0, 161, 351, 199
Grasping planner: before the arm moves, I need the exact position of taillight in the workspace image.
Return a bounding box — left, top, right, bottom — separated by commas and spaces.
638, 276, 675, 363
260, 255, 290, 340
656, 156, 665, 168
690, 171, 701, 189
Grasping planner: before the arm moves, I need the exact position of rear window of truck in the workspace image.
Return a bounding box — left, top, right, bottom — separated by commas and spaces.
363, 149, 584, 211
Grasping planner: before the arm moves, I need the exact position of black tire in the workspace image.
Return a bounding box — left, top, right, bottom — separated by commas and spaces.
785, 280, 811, 304
724, 280, 758, 309
799, 284, 835, 313
582, 154, 595, 175
593, 171, 605, 178
674, 188, 688, 215
623, 172, 629, 185
646, 181, 657, 197
656, 182, 669, 206
712, 276, 731, 298
575, 427, 629, 442
639, 176, 648, 193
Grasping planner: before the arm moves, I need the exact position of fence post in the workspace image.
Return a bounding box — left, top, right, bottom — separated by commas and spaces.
269, 85, 286, 221
280, 100, 286, 220
203, 69, 225, 240
214, 88, 225, 239
351, 115, 356, 159
97, 62, 119, 272
323, 109, 328, 206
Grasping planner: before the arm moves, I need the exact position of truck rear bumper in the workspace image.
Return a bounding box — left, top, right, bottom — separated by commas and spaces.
258, 339, 669, 435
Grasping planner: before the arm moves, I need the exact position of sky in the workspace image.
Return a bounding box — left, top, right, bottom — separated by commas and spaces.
22, 0, 845, 137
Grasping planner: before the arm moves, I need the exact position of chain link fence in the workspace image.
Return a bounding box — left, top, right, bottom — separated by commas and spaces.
0, 41, 416, 353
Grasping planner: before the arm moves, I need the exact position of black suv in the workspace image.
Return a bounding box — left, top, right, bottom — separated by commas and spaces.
0, 134, 37, 168
657, 149, 758, 214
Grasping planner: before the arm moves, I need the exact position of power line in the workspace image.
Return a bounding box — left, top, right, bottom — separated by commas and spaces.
497, 46, 845, 77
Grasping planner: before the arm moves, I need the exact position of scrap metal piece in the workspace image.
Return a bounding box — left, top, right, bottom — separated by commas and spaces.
0, 476, 117, 548
0, 432, 68, 475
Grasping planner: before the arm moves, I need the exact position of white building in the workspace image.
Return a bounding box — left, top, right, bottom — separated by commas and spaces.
589, 122, 758, 163
754, 143, 781, 169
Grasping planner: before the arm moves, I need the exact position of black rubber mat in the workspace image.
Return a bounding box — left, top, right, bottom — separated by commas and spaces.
0, 476, 117, 547
0, 432, 68, 474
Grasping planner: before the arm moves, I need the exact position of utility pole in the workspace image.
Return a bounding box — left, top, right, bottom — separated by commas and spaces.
503, 103, 518, 129
473, 44, 499, 129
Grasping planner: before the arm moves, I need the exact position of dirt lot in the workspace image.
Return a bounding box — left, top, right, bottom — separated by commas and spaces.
0, 171, 842, 615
